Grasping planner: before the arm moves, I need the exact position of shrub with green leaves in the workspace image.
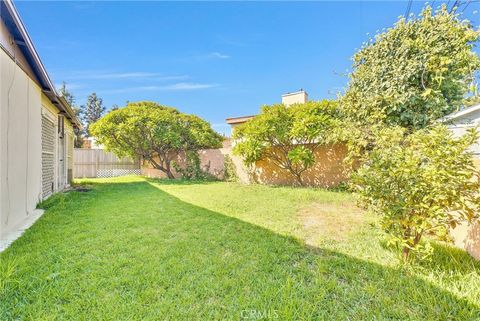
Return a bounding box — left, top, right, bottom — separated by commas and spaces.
342, 5, 480, 130
352, 125, 480, 262
233, 100, 341, 185
172, 150, 216, 181
223, 155, 238, 182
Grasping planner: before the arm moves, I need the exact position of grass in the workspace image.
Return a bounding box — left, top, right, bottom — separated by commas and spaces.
0, 176, 479, 320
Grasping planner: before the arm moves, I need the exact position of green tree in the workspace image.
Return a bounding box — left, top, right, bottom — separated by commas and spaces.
342, 5, 480, 261
58, 82, 85, 148
233, 100, 341, 185
342, 5, 480, 130
83, 93, 105, 136
352, 125, 480, 262
90, 101, 223, 179
58, 81, 76, 107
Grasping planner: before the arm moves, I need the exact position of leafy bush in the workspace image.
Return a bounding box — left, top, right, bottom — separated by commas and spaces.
223, 155, 238, 182
233, 100, 342, 185
172, 151, 216, 181
352, 125, 480, 262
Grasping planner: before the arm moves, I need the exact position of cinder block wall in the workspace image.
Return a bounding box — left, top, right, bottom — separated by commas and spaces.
250, 144, 348, 187
451, 221, 480, 260
450, 159, 480, 260
141, 140, 348, 188
141, 140, 232, 180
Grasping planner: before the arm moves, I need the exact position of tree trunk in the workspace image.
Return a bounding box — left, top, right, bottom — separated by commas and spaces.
165, 170, 175, 179
165, 160, 175, 179
402, 231, 423, 263
293, 172, 304, 186
148, 157, 175, 179
290, 168, 304, 186
402, 246, 410, 263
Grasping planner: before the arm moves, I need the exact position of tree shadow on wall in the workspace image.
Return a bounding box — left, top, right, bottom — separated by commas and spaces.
251, 144, 349, 188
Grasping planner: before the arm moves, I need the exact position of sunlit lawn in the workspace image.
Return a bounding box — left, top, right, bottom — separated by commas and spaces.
0, 176, 479, 320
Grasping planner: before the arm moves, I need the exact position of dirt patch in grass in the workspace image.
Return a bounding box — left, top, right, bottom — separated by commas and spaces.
298, 202, 366, 245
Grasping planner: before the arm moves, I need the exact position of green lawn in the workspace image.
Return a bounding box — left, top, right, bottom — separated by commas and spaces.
1, 176, 479, 320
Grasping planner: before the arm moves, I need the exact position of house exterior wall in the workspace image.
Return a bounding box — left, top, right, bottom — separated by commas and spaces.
0, 19, 37, 82
446, 109, 480, 260
0, 48, 43, 240
0, 46, 75, 242
228, 123, 241, 137
447, 109, 480, 158
40, 95, 75, 191
281, 91, 308, 106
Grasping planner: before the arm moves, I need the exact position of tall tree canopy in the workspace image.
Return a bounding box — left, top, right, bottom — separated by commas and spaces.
90, 101, 223, 179
233, 100, 341, 185
342, 5, 480, 130
58, 82, 85, 148
83, 93, 106, 136
58, 81, 76, 108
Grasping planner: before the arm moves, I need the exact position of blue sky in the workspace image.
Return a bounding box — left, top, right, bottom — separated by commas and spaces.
15, 1, 480, 135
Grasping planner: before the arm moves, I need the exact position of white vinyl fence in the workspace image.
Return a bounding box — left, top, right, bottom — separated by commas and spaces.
74, 149, 141, 178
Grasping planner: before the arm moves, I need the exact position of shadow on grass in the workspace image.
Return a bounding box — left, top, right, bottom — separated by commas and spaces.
418, 242, 480, 274
144, 177, 220, 186
1, 179, 479, 320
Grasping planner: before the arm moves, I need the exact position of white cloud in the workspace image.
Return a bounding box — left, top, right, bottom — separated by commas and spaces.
62, 71, 188, 81
89, 72, 160, 79
160, 82, 219, 90
207, 52, 230, 59
184, 52, 230, 61
101, 82, 219, 94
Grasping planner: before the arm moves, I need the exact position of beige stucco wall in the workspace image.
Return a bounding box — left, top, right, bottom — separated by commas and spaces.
0, 48, 43, 241
0, 46, 75, 241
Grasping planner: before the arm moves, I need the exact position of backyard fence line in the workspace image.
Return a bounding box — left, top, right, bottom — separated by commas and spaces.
73, 148, 141, 178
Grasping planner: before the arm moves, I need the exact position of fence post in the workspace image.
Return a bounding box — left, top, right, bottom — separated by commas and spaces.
95, 150, 99, 177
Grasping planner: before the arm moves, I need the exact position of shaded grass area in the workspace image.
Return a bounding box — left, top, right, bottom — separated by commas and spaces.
0, 176, 479, 320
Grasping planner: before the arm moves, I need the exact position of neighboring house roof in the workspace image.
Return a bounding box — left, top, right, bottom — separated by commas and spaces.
0, 0, 82, 128
225, 90, 309, 127
225, 115, 256, 125
440, 103, 480, 123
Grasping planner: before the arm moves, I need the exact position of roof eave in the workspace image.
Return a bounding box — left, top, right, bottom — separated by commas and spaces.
2, 0, 82, 128
225, 115, 256, 125
440, 103, 480, 123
